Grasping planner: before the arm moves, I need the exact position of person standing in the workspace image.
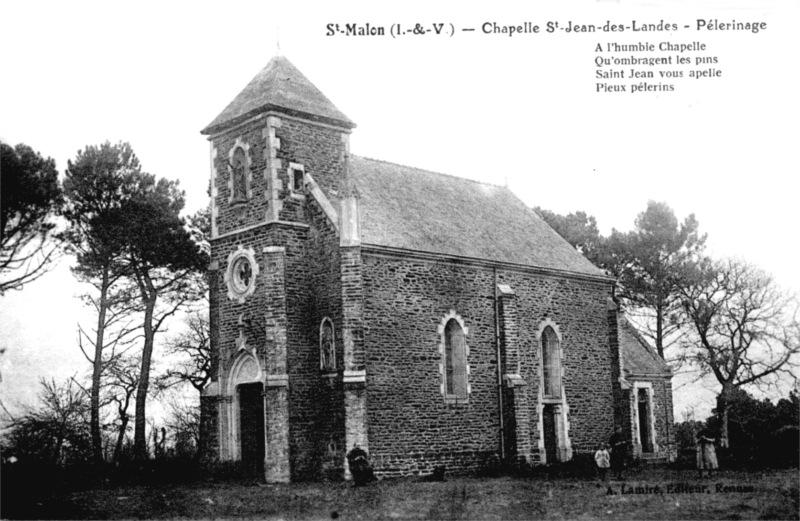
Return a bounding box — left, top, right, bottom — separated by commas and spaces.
594, 443, 610, 481
608, 428, 627, 480
696, 426, 719, 478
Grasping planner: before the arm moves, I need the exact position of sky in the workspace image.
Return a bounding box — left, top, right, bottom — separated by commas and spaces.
1, 0, 798, 422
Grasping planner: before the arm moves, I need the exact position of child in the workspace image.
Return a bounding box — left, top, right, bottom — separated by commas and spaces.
594, 443, 610, 481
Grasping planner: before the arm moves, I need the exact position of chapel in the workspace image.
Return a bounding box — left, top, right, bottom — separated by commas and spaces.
199, 54, 674, 482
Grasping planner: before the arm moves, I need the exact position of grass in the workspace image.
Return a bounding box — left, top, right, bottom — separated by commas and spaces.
3, 467, 797, 520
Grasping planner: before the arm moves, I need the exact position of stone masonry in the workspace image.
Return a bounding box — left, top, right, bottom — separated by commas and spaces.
200, 54, 673, 482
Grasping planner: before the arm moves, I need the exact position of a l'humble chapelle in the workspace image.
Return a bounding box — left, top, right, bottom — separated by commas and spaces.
198, 54, 674, 482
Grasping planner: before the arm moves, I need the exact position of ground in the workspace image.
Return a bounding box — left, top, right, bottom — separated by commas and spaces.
4, 468, 797, 520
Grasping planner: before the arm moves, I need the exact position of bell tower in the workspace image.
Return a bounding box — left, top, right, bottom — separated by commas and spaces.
200, 54, 358, 482
202, 54, 356, 237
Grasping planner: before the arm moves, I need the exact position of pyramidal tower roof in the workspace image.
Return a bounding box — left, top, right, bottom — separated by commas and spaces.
201, 55, 355, 135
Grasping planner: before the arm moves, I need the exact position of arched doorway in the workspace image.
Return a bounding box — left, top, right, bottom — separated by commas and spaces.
224, 351, 266, 476
239, 382, 265, 477
637, 387, 654, 454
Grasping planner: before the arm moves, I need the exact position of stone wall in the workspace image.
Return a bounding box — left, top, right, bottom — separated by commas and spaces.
657, 379, 675, 457
207, 112, 351, 481
209, 216, 345, 480
298, 193, 347, 480
212, 124, 269, 236
209, 225, 305, 379
361, 251, 615, 476
607, 302, 633, 452
509, 272, 615, 456
205, 111, 624, 481
208, 223, 305, 476
273, 117, 347, 223
210, 114, 347, 236
270, 115, 348, 480
199, 395, 220, 467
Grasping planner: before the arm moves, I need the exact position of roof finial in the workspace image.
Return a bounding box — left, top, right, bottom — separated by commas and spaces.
276, 24, 282, 56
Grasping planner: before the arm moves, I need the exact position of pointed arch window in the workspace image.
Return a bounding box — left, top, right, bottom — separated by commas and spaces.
444, 319, 468, 399
541, 326, 561, 398
437, 311, 470, 404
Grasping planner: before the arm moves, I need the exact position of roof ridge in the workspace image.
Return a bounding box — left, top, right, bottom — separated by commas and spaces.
352, 155, 505, 189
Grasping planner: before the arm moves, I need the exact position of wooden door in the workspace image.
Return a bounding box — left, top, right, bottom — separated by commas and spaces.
542, 404, 558, 463
239, 383, 266, 478
637, 389, 653, 453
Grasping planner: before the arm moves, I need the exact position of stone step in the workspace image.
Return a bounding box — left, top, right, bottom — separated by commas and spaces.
639, 454, 669, 464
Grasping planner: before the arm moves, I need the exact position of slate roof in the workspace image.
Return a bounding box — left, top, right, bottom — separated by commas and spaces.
347, 156, 607, 278
203, 54, 607, 279
202, 55, 355, 135
619, 318, 672, 376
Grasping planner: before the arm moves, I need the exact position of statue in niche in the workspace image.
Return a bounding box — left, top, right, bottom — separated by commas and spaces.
320, 319, 335, 372
231, 147, 247, 202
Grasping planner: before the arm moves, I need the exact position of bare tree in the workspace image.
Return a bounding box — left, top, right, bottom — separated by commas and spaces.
1, 378, 91, 466
157, 310, 211, 393
681, 258, 800, 447
163, 394, 201, 459
103, 355, 140, 464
